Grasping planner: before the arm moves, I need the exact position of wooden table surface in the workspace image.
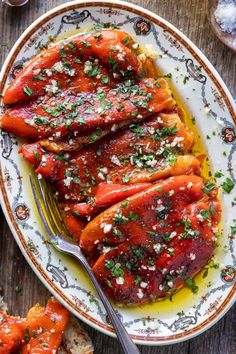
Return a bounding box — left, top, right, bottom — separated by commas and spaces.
0, 1, 235, 353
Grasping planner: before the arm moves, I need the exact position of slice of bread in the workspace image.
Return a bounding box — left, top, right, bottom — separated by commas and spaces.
59, 315, 94, 354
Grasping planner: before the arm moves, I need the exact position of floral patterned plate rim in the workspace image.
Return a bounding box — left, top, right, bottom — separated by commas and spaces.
0, 0, 236, 346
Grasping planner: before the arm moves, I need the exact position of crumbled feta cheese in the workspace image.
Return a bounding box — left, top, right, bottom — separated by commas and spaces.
167, 281, 174, 288
169, 190, 174, 196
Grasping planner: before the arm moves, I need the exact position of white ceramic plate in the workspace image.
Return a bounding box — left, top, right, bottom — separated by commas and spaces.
0, 0, 236, 346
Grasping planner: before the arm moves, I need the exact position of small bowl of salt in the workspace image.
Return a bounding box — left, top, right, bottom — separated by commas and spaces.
207, 0, 236, 52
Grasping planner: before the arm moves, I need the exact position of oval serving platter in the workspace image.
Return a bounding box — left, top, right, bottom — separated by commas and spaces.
0, 0, 236, 346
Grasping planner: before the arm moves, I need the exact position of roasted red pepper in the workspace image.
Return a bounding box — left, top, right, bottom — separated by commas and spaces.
0, 298, 69, 353
20, 113, 200, 203
21, 298, 69, 353
61, 182, 152, 221
2, 78, 175, 140
0, 312, 25, 353
81, 175, 221, 304
3, 30, 141, 105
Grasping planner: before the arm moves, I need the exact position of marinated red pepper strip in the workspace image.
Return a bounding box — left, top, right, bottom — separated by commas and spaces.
60, 209, 86, 242
79, 175, 208, 256
3, 30, 140, 105
1, 78, 175, 140
0, 312, 25, 353
93, 201, 220, 305
89, 177, 221, 305
61, 182, 152, 220
20, 112, 200, 203
21, 298, 69, 353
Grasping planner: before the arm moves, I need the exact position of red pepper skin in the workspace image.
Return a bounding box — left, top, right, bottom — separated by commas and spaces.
3, 30, 140, 105
0, 299, 69, 353
63, 182, 152, 219
1, 78, 175, 140
80, 175, 207, 255
60, 209, 86, 242
19, 143, 44, 167
21, 298, 69, 354
88, 176, 221, 305
0, 313, 25, 354
20, 113, 200, 203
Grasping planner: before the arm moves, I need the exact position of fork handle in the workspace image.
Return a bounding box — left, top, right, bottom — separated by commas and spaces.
72, 250, 141, 354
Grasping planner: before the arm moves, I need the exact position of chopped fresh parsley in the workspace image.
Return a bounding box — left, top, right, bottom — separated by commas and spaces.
214, 170, 224, 178
200, 209, 211, 221
23, 86, 33, 96
122, 174, 130, 183
129, 211, 141, 221
222, 177, 234, 193
202, 181, 215, 195
185, 278, 199, 294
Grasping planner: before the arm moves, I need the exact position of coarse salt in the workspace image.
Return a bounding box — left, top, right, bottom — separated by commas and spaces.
214, 0, 236, 34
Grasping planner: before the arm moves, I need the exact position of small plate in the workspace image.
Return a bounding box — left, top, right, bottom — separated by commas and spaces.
0, 0, 236, 346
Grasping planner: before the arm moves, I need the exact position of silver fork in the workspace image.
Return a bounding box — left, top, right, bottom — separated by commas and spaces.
30, 175, 141, 354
